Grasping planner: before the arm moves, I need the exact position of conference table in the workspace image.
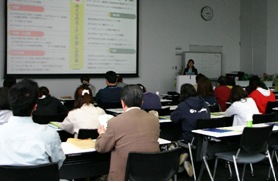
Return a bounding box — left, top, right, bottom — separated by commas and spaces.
59, 138, 171, 180
191, 122, 278, 181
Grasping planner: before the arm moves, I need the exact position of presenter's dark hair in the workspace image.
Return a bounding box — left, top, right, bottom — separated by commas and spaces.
38, 86, 50, 97
197, 77, 214, 97
187, 59, 194, 67
229, 85, 248, 103
217, 76, 227, 86
3, 76, 16, 89
74, 86, 93, 108
105, 71, 117, 84
136, 83, 147, 93
8, 79, 38, 116
249, 75, 262, 92
0, 87, 10, 110
180, 84, 198, 102
120, 85, 143, 107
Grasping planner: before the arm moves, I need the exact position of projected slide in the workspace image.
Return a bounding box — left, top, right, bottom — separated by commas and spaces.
6, 0, 138, 76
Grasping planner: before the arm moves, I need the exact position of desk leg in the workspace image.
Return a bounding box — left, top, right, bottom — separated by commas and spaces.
197, 137, 213, 181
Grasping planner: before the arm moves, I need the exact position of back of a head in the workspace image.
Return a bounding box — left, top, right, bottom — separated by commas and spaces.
120, 85, 143, 107
217, 76, 227, 86
249, 75, 262, 92
0, 87, 10, 110
8, 79, 38, 116
229, 85, 248, 103
136, 83, 147, 93
38, 86, 50, 97
74, 86, 93, 108
226, 76, 236, 86
105, 71, 117, 84
80, 74, 90, 84
197, 77, 214, 97
3, 76, 16, 89
117, 74, 123, 83
195, 73, 205, 83
180, 84, 198, 102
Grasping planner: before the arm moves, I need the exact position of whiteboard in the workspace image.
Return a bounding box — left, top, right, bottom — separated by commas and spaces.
183, 52, 222, 79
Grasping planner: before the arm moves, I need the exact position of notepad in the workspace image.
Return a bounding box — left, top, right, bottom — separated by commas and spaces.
203, 128, 232, 133
265, 123, 278, 126
98, 114, 114, 129
67, 138, 95, 149
159, 116, 170, 120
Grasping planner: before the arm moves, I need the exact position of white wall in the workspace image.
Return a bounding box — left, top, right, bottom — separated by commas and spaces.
0, 0, 276, 98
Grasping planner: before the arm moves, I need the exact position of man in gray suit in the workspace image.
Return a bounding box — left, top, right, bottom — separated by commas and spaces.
95, 85, 160, 181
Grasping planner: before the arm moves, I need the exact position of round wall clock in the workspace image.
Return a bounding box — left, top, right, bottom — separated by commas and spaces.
201, 6, 213, 21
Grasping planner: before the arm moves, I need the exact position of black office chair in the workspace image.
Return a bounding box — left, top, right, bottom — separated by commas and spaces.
0, 162, 59, 181
252, 113, 275, 124
213, 125, 276, 181
78, 129, 99, 139
177, 116, 234, 181
99, 102, 122, 110
125, 147, 182, 181
265, 101, 278, 114
145, 107, 171, 116
32, 112, 68, 124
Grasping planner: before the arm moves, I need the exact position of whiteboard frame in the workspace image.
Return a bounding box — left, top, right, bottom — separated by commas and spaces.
183, 51, 222, 79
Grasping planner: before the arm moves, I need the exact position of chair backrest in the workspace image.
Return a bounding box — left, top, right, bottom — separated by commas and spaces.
208, 104, 221, 112
99, 102, 122, 110
78, 129, 99, 139
252, 113, 275, 124
0, 162, 59, 181
32, 112, 68, 124
195, 116, 233, 130
240, 125, 273, 154
125, 147, 182, 181
265, 101, 278, 114
145, 107, 171, 116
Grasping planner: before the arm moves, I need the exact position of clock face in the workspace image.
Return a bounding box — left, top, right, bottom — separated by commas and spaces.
201, 6, 213, 21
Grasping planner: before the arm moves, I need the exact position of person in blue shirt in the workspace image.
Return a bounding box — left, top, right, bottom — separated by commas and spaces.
95, 71, 122, 106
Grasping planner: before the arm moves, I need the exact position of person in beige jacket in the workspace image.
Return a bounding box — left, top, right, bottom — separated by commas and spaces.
60, 86, 106, 138
95, 85, 160, 181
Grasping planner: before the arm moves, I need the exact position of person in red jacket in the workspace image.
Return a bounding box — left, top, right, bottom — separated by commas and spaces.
214, 76, 231, 111
248, 75, 276, 114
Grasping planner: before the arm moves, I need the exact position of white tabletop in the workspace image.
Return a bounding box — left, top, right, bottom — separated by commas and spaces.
192, 122, 278, 138
62, 138, 171, 155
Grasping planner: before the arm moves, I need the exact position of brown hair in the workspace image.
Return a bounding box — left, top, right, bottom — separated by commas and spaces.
229, 85, 248, 103
74, 86, 94, 108
197, 77, 214, 97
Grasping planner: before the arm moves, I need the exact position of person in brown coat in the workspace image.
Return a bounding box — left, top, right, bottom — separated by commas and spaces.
95, 84, 160, 181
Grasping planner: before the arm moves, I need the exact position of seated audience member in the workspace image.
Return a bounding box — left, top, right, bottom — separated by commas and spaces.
248, 75, 276, 114
197, 76, 217, 106
171, 84, 210, 144
95, 71, 122, 105
3, 76, 16, 89
95, 85, 160, 181
137, 83, 161, 110
225, 85, 260, 126
116, 74, 127, 88
32, 86, 68, 116
193, 73, 205, 91
79, 74, 96, 96
226, 76, 236, 87
60, 86, 106, 138
0, 87, 12, 125
0, 79, 65, 167
214, 76, 231, 111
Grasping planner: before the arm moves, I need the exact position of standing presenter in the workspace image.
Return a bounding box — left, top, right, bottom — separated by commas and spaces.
183, 59, 198, 75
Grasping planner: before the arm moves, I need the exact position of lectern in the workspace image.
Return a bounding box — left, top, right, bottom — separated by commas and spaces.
176, 75, 196, 93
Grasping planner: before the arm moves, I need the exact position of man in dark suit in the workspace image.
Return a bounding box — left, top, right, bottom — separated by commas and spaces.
95, 85, 160, 181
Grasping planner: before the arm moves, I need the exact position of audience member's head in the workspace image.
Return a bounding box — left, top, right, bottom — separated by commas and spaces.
3, 76, 16, 89
229, 85, 248, 103
197, 77, 214, 97
74, 86, 94, 108
226, 76, 236, 86
38, 86, 50, 98
8, 79, 38, 116
195, 73, 205, 83
117, 75, 123, 83
136, 83, 147, 93
249, 75, 262, 92
0, 87, 10, 110
217, 76, 227, 86
80, 74, 90, 84
105, 71, 117, 84
120, 85, 143, 108
179, 84, 198, 102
